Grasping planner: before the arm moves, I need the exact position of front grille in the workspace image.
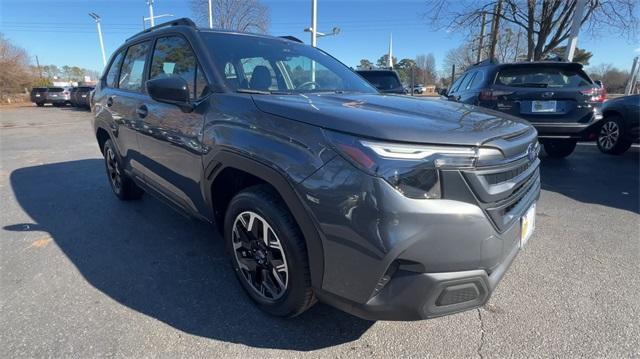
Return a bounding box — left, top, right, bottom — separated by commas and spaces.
463, 156, 540, 232
483, 161, 531, 185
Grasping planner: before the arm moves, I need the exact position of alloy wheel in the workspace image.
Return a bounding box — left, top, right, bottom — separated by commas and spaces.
598, 121, 619, 151
106, 148, 122, 192
232, 211, 289, 301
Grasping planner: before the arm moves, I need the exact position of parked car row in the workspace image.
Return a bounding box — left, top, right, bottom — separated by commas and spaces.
30, 86, 94, 109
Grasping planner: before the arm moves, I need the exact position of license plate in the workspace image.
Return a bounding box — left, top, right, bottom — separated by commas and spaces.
51, 95, 58, 97
520, 203, 536, 248
35, 94, 40, 97
532, 100, 556, 113
82, 95, 87, 98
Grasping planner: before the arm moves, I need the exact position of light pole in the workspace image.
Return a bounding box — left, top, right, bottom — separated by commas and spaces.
304, 0, 340, 82
208, 0, 213, 29
563, 0, 587, 62
88, 12, 107, 67
147, 0, 155, 27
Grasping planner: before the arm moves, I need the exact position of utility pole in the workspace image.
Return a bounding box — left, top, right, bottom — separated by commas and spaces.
208, 0, 213, 28
147, 0, 155, 27
564, 0, 587, 62
625, 56, 639, 95
388, 34, 393, 68
89, 13, 107, 67
450, 64, 455, 88
35, 55, 43, 80
476, 11, 486, 63
488, 0, 502, 61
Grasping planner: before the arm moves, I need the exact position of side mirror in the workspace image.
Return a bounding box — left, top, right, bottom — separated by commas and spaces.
439, 88, 448, 96
146, 76, 194, 112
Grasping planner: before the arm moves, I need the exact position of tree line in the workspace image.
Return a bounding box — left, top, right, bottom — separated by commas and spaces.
0, 33, 100, 99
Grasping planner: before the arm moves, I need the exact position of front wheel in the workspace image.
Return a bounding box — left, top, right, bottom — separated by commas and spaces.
224, 185, 315, 317
36, 102, 44, 107
543, 139, 577, 158
597, 116, 632, 155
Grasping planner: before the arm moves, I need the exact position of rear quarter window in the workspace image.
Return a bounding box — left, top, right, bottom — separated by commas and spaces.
496, 66, 592, 88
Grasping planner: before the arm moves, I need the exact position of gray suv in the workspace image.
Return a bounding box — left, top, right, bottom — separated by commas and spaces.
92, 18, 540, 320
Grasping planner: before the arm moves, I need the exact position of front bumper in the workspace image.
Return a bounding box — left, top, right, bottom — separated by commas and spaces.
316, 240, 520, 321
298, 154, 539, 321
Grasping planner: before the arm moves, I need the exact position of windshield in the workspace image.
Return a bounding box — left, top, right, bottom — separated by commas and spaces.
496, 66, 592, 88
356, 71, 403, 91
202, 33, 377, 94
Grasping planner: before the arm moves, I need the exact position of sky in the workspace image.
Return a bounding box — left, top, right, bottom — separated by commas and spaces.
1, 0, 638, 74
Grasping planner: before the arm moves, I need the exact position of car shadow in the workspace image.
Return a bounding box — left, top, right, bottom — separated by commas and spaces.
540, 145, 639, 213
5, 159, 373, 351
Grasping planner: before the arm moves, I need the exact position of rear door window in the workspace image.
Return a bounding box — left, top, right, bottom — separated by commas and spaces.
495, 66, 592, 88
119, 41, 151, 92
469, 70, 485, 89
105, 50, 125, 88
449, 73, 468, 94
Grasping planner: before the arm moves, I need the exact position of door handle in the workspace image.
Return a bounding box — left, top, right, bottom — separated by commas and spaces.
106, 97, 114, 107
136, 105, 148, 119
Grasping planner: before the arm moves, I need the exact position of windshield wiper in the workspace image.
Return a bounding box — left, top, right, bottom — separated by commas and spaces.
236, 88, 271, 95
236, 88, 296, 95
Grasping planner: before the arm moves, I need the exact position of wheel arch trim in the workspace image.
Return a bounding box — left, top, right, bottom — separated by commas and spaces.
204, 150, 325, 289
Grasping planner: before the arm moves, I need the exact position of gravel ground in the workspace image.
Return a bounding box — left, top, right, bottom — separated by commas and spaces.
1, 105, 638, 358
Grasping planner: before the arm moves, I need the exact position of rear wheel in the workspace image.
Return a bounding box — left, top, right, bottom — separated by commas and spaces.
542, 139, 577, 158
597, 116, 631, 155
224, 185, 315, 317
36, 102, 44, 107
103, 139, 143, 201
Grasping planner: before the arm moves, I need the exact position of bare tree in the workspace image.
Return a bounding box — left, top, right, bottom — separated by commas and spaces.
190, 0, 270, 34
423, 0, 638, 61
416, 53, 437, 84
587, 63, 630, 93
0, 33, 34, 97
443, 42, 476, 75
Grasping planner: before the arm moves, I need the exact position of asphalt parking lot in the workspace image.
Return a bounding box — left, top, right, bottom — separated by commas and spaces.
1, 105, 639, 358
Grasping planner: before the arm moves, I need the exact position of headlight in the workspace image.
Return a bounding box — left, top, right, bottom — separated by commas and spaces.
325, 130, 501, 199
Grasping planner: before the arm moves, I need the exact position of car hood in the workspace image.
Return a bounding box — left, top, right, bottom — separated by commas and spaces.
251, 93, 532, 146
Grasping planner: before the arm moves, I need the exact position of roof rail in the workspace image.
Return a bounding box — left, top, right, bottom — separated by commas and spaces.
470, 58, 499, 68
279, 35, 303, 43
126, 17, 197, 42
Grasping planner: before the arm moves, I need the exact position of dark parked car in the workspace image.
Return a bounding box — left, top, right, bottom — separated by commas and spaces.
356, 69, 407, 94
46, 87, 72, 107
71, 86, 94, 109
597, 94, 640, 155
30, 87, 48, 106
444, 60, 604, 158
93, 18, 540, 321
69, 87, 80, 106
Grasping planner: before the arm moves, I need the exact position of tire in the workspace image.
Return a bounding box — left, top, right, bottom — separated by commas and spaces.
543, 139, 577, 158
102, 139, 143, 201
224, 185, 315, 317
597, 116, 632, 155
36, 102, 44, 107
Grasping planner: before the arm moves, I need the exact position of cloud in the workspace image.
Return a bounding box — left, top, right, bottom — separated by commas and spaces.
635, 48, 640, 52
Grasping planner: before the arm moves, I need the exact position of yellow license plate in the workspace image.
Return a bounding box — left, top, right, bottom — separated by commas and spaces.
521, 203, 536, 248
